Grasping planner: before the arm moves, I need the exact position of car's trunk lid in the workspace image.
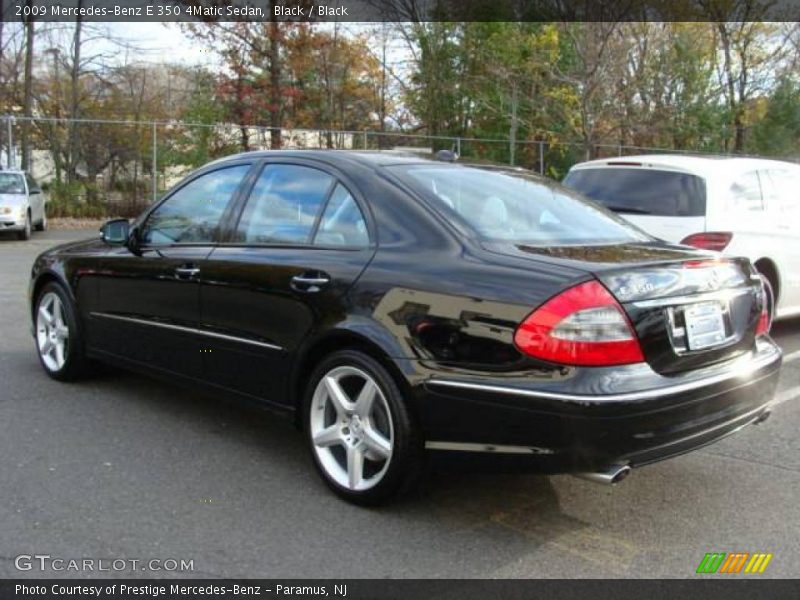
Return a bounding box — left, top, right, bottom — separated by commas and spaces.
620, 214, 704, 244
482, 241, 764, 374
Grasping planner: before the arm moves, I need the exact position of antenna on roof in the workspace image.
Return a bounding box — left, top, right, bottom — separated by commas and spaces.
434, 149, 458, 163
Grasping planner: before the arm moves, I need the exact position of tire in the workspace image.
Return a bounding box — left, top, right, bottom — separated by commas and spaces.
18, 211, 31, 240
33, 282, 91, 381
34, 212, 47, 232
303, 349, 424, 505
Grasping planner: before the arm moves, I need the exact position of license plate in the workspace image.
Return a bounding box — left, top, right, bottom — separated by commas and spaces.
684, 302, 727, 350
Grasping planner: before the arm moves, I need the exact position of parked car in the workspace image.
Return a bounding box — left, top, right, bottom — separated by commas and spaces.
563, 155, 800, 320
0, 169, 46, 240
29, 151, 780, 504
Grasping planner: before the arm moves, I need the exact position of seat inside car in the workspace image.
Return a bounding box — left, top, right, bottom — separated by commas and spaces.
477, 196, 510, 235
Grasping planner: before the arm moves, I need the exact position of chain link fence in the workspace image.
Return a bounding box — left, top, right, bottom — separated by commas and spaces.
1, 114, 787, 219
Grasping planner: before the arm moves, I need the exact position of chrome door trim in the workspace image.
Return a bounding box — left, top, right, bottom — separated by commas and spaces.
425, 441, 554, 455
90, 312, 283, 351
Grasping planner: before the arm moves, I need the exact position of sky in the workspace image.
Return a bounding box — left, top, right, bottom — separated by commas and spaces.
97, 22, 410, 69
102, 22, 218, 66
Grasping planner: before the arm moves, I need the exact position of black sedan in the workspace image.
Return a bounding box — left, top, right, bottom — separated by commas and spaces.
29, 151, 781, 504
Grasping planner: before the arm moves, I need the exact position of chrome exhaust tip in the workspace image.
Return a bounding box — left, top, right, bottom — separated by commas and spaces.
574, 464, 631, 485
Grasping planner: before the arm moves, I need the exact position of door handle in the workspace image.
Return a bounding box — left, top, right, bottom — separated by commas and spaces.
291, 272, 331, 292
174, 266, 201, 279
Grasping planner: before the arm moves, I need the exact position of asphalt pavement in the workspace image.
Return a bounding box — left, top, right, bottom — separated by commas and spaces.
1, 229, 799, 579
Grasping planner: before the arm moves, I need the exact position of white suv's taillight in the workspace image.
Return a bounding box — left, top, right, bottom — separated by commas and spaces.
680, 231, 733, 252
514, 280, 645, 366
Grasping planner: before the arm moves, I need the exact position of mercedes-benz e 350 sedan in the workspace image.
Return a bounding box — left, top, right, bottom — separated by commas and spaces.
29, 151, 781, 504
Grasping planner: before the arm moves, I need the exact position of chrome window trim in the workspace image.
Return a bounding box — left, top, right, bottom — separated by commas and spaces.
90, 312, 283, 351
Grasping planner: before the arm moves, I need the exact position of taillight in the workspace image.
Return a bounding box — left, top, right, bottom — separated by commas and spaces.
756, 280, 772, 336
756, 307, 770, 336
680, 231, 733, 252
514, 280, 645, 366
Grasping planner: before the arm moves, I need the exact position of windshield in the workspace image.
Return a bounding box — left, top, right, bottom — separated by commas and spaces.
563, 168, 706, 217
389, 165, 649, 245
0, 173, 25, 194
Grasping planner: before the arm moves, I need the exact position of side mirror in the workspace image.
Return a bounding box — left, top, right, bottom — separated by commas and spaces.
100, 218, 130, 245
29, 187, 41, 195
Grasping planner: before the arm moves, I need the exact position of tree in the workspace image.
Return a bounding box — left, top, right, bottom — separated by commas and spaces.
162, 67, 235, 168
67, 0, 83, 184
699, 0, 796, 152
751, 76, 800, 156
614, 22, 725, 151
399, 21, 472, 144
184, 21, 289, 148
551, 21, 627, 159
181, 1, 315, 149
284, 24, 384, 144
459, 22, 562, 165
20, 1, 34, 170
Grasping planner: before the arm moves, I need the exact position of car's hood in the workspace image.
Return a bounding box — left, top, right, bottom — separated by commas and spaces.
0, 193, 28, 206
42, 237, 105, 257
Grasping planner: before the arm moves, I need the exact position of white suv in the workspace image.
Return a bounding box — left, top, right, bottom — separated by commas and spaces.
0, 169, 46, 240
564, 155, 800, 320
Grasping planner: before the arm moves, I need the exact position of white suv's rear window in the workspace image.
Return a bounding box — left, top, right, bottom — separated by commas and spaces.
563, 168, 706, 217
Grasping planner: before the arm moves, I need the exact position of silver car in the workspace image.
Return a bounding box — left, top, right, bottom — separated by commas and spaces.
0, 170, 46, 240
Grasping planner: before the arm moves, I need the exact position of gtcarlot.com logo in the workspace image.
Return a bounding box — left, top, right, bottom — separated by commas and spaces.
696, 552, 773, 574
14, 554, 194, 573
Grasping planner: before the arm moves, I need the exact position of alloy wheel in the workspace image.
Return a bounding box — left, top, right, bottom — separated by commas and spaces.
309, 365, 394, 491
36, 291, 70, 372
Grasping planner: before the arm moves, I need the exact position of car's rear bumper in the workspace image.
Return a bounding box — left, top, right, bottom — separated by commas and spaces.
417, 338, 782, 473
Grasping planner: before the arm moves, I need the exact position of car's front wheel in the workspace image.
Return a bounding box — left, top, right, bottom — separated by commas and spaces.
18, 211, 31, 240
304, 350, 423, 505
34, 282, 90, 381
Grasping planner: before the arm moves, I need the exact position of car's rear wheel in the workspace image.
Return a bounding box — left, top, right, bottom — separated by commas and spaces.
35, 212, 47, 232
18, 211, 31, 240
304, 350, 423, 505
34, 282, 90, 381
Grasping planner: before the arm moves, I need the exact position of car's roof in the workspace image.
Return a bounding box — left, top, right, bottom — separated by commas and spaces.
0, 169, 25, 175
207, 149, 545, 176
569, 154, 800, 178
210, 149, 448, 169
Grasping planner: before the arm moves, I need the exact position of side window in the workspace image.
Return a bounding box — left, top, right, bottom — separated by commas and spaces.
236, 164, 334, 244
729, 171, 764, 212
25, 173, 39, 192
313, 184, 369, 247
141, 164, 250, 245
763, 169, 800, 216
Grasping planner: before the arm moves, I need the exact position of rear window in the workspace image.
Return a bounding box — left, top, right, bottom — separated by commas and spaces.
388, 165, 648, 246
563, 168, 706, 217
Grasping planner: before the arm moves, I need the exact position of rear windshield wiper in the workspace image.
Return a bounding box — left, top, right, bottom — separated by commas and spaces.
602, 205, 652, 215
